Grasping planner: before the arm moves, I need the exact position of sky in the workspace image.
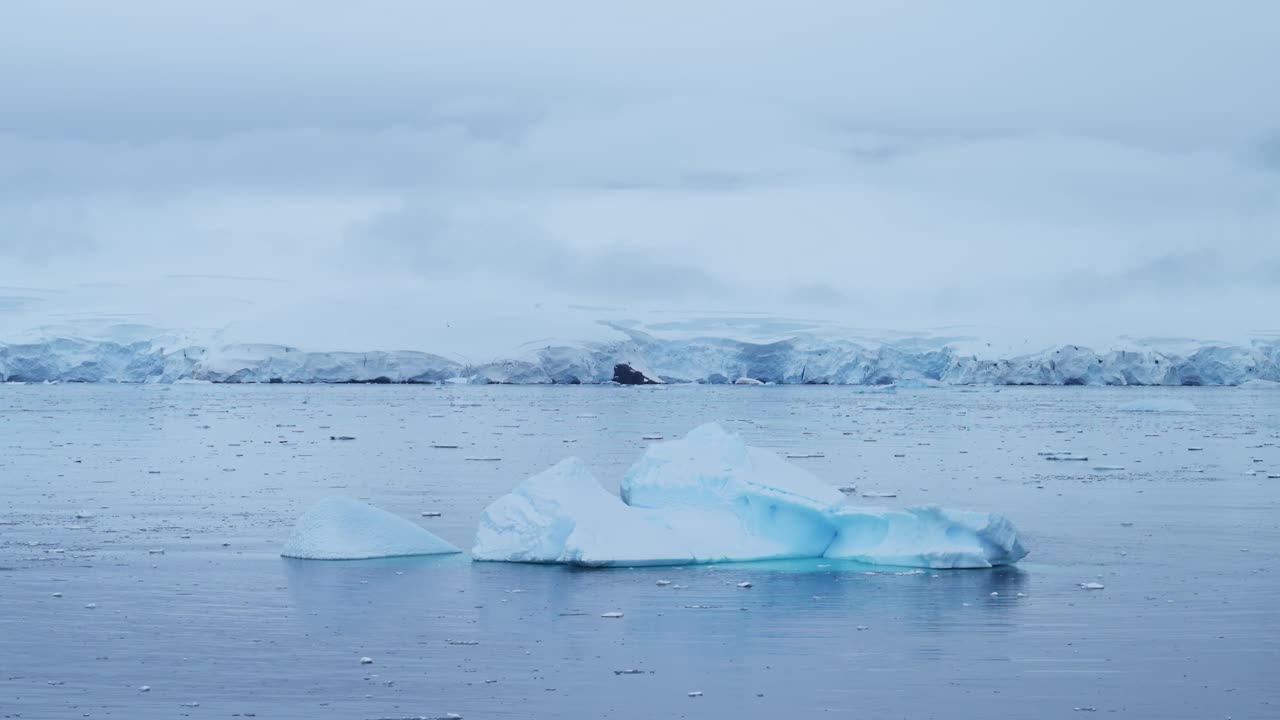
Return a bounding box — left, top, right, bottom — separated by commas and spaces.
2, 2, 1278, 358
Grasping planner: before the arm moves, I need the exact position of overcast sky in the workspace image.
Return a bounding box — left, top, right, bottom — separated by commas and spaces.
2, 2, 1278, 356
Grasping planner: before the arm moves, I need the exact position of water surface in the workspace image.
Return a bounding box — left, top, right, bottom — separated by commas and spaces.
2, 385, 1277, 718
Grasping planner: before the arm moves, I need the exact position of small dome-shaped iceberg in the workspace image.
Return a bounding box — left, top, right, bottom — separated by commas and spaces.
282, 497, 461, 560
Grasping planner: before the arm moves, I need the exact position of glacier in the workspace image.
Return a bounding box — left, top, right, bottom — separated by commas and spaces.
472, 424, 1028, 569
281, 497, 462, 560
3, 326, 1279, 385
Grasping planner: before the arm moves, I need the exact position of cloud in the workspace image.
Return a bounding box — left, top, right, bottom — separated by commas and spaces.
347, 200, 725, 300
0, 3, 1278, 350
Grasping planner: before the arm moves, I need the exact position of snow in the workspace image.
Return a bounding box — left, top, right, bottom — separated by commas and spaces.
3, 327, 1278, 385
473, 423, 1028, 569
281, 497, 461, 560
1119, 398, 1198, 412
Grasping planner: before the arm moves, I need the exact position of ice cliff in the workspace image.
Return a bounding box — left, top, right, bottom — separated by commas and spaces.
3, 327, 1279, 386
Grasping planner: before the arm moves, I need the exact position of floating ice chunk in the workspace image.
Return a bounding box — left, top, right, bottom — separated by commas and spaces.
472, 458, 695, 566
1080, 582, 1105, 590
281, 497, 461, 560
360, 656, 374, 664
600, 611, 624, 618
473, 424, 1028, 569
823, 506, 1028, 569
1119, 398, 1198, 413
620, 423, 844, 560
733, 377, 764, 385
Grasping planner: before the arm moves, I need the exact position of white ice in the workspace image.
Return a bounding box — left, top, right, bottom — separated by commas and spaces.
281, 497, 461, 560
472, 423, 1028, 569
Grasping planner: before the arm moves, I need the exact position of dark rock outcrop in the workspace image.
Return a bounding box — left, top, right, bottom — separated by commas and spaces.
613, 363, 657, 385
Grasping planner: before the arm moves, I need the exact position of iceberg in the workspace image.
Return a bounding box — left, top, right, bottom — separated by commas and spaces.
472, 457, 696, 566
282, 497, 461, 560
619, 423, 844, 560
473, 423, 1028, 569
1118, 398, 1198, 412
824, 506, 1027, 569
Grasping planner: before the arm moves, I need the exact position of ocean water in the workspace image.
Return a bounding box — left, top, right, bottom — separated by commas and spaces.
1, 384, 1277, 719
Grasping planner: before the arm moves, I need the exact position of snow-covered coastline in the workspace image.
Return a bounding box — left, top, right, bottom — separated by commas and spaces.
3, 327, 1279, 386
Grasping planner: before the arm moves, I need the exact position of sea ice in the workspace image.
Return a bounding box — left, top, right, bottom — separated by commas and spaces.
1119, 398, 1198, 412
281, 497, 461, 560
472, 423, 1028, 569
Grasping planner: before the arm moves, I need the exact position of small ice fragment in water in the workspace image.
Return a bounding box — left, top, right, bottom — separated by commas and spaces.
614, 669, 646, 675
687, 691, 703, 697
329, 435, 356, 441
84, 603, 96, 609
1080, 582, 1105, 590
736, 581, 752, 588
360, 657, 374, 664
655, 580, 671, 586
856, 625, 869, 631
52, 592, 62, 598
860, 490, 897, 498
465, 457, 502, 462
642, 435, 664, 440
838, 485, 857, 494
600, 611, 624, 618
148, 549, 165, 554
422, 511, 442, 517
139, 685, 151, 692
